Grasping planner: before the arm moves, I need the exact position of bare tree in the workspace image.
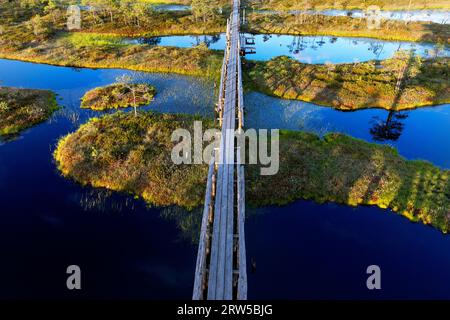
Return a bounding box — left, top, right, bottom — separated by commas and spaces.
116, 74, 138, 117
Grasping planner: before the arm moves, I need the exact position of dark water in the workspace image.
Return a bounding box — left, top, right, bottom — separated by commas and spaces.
126, 33, 449, 64
1, 59, 450, 299
247, 201, 450, 299
0, 59, 211, 299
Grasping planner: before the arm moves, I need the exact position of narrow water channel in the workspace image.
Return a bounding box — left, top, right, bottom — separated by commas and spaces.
126, 33, 449, 64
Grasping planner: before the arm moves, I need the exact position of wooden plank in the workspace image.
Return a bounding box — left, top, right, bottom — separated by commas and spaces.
218, 62, 234, 299
192, 156, 216, 300
209, 37, 233, 299
224, 47, 238, 301
237, 148, 248, 300
207, 134, 226, 299
218, 13, 238, 298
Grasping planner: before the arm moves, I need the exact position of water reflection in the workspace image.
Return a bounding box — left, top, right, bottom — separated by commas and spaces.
0, 59, 215, 122
153, 4, 191, 12
138, 37, 162, 46
370, 111, 408, 142
246, 34, 448, 63
255, 9, 450, 24
124, 33, 449, 63
75, 188, 202, 243
245, 91, 450, 169
318, 9, 449, 24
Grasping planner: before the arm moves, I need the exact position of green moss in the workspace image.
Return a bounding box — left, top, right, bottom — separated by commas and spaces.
0, 87, 60, 140
81, 83, 156, 111
247, 130, 450, 233
66, 33, 128, 49
245, 54, 449, 110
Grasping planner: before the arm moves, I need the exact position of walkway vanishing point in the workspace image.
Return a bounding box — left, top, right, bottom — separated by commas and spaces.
192, 0, 247, 300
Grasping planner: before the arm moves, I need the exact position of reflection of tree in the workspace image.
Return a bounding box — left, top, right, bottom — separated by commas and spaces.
193, 34, 221, 47
77, 189, 203, 244
159, 206, 203, 244
209, 34, 221, 44
78, 189, 136, 213
139, 37, 161, 45
316, 36, 326, 46
287, 36, 308, 54
370, 111, 408, 142
368, 41, 385, 60
310, 36, 318, 50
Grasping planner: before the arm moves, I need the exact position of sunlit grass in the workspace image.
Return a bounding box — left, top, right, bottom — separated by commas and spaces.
81, 83, 157, 111
55, 112, 450, 233
0, 87, 59, 139
65, 33, 126, 48
247, 130, 450, 233
247, 53, 450, 110
249, 0, 450, 10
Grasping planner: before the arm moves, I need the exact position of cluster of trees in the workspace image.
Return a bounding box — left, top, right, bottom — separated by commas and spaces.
1, 0, 225, 41
191, 0, 222, 22
78, 0, 153, 27
77, 0, 223, 27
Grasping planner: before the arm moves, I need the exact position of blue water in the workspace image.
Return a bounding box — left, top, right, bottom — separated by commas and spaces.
153, 4, 191, 12
128, 34, 449, 63
1, 58, 450, 298
0, 59, 215, 121
246, 92, 450, 169
256, 9, 450, 24
321, 9, 449, 24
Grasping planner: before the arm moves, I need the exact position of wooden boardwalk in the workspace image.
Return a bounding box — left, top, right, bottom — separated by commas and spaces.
192, 0, 247, 300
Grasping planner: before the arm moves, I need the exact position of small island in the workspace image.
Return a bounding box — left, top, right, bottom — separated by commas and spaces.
81, 83, 157, 111
54, 111, 214, 209
0, 86, 59, 139
55, 112, 450, 233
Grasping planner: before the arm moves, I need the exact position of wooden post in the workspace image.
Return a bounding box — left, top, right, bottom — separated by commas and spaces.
192, 156, 216, 300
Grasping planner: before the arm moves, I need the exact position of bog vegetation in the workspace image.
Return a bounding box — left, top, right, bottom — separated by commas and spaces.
81, 82, 156, 111
248, 130, 450, 233
0, 0, 448, 111
247, 0, 450, 10
54, 112, 215, 209
246, 53, 450, 110
55, 112, 450, 233
0, 86, 59, 139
